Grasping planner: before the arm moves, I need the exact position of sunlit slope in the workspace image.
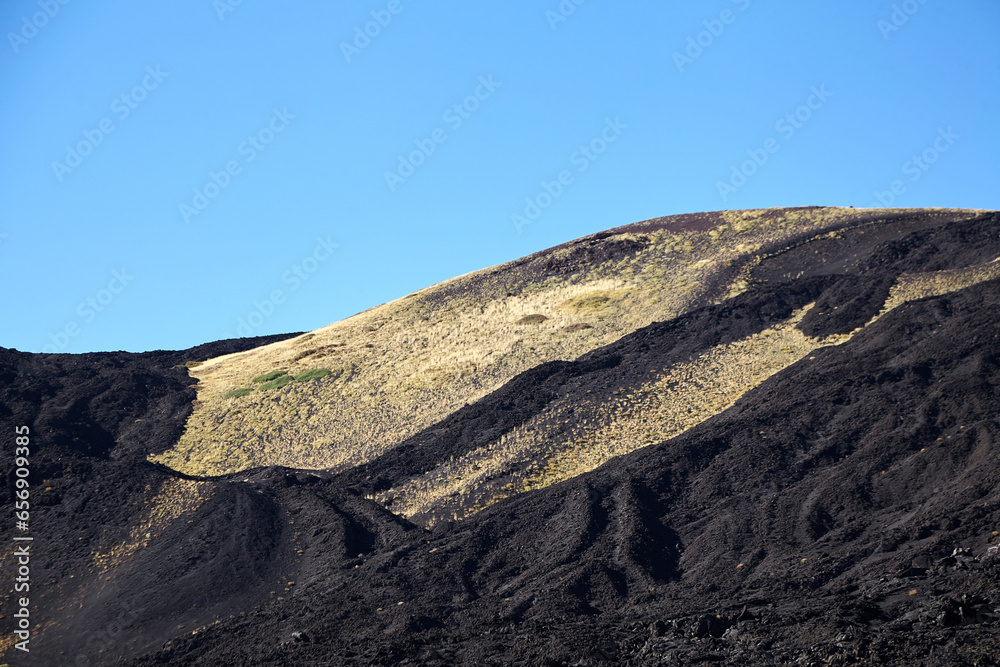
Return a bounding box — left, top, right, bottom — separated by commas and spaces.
151, 207, 981, 476
381, 255, 1000, 525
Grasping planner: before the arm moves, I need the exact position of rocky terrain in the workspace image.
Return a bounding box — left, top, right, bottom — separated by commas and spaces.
2, 207, 999, 665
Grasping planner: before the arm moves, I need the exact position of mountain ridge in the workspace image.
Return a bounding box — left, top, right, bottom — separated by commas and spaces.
3, 207, 1000, 665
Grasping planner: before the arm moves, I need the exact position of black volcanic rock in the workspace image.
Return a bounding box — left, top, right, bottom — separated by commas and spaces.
3, 211, 1000, 665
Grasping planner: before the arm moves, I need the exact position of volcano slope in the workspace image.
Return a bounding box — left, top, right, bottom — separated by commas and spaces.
3, 207, 1000, 666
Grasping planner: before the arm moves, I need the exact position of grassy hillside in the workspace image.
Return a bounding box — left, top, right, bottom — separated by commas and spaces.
152, 207, 982, 479
379, 256, 1000, 525
6, 208, 1000, 666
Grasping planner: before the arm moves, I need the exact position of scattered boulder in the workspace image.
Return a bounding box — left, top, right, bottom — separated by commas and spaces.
692, 614, 731, 639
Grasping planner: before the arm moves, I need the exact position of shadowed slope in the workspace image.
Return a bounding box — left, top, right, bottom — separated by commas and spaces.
0, 334, 306, 665
3, 208, 1000, 666
332, 211, 1000, 525
153, 207, 984, 477
125, 274, 1000, 667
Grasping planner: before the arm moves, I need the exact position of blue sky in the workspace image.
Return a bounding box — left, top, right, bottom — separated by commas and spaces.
1, 1, 997, 353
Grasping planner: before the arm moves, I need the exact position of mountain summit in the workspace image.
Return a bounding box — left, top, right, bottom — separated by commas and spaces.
3, 207, 1000, 665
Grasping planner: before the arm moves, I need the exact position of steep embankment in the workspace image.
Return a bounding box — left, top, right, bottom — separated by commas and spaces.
336, 209, 1000, 526
0, 334, 304, 665
3, 207, 1000, 666
129, 211, 1000, 666
152, 207, 981, 478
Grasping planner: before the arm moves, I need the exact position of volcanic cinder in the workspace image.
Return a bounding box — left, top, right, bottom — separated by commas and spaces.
2, 207, 1000, 666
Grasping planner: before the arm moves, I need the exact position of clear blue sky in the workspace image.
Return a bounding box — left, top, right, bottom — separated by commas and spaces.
1, 1, 997, 353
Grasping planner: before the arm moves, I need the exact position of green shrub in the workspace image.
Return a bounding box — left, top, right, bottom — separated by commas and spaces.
293, 368, 332, 382
252, 370, 287, 384
223, 388, 253, 399
516, 314, 548, 325
258, 374, 295, 390
562, 293, 610, 313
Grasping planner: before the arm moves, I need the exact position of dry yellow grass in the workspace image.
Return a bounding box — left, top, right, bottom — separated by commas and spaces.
379, 254, 1000, 525
92, 478, 214, 572
0, 633, 16, 660
877, 257, 1000, 316
151, 208, 988, 483
378, 304, 847, 522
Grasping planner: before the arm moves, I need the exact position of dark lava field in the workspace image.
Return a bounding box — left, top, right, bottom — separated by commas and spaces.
3, 208, 1000, 665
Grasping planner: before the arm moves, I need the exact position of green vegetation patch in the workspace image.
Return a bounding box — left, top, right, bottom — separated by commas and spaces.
516, 314, 548, 325
258, 374, 295, 391
252, 370, 287, 384
294, 368, 332, 382
223, 388, 253, 399
560, 290, 625, 314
